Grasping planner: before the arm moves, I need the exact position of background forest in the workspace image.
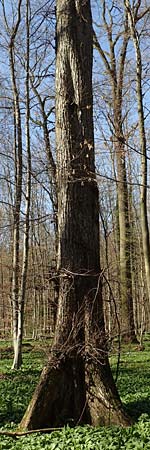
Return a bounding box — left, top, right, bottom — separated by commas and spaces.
1, 0, 150, 448
0, 0, 150, 355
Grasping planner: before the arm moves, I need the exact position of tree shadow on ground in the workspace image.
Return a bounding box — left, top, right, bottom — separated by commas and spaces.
126, 398, 150, 420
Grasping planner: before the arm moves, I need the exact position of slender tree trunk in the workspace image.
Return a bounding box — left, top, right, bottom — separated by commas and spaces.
8, 2, 23, 369
29, 79, 57, 225
125, 0, 150, 305
115, 126, 136, 341
93, 7, 136, 342
11, 0, 31, 368
20, 0, 131, 430
1, 259, 5, 336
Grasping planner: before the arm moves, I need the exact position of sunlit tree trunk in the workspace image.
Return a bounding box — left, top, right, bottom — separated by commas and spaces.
29, 80, 57, 224
7, 0, 31, 369
93, 4, 136, 341
115, 125, 135, 341
125, 0, 150, 306
12, 0, 31, 368
20, 0, 131, 430
7, 0, 23, 369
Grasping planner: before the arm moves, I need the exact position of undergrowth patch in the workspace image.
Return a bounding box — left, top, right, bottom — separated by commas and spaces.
0, 339, 150, 449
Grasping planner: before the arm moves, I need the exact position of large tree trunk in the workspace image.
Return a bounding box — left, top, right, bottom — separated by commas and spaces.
20, 0, 131, 429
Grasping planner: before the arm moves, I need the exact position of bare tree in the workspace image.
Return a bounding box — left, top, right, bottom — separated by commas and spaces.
20, 0, 131, 429
11, 0, 32, 368
2, 0, 32, 368
124, 0, 150, 307
3, 0, 24, 368
93, 1, 136, 341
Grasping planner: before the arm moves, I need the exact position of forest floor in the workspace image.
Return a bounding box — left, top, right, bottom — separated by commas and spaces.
0, 337, 150, 449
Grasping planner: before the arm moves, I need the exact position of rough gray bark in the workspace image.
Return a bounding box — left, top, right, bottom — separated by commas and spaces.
20, 0, 131, 429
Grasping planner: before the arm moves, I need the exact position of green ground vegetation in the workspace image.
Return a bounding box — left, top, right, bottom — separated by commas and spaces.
0, 338, 150, 449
